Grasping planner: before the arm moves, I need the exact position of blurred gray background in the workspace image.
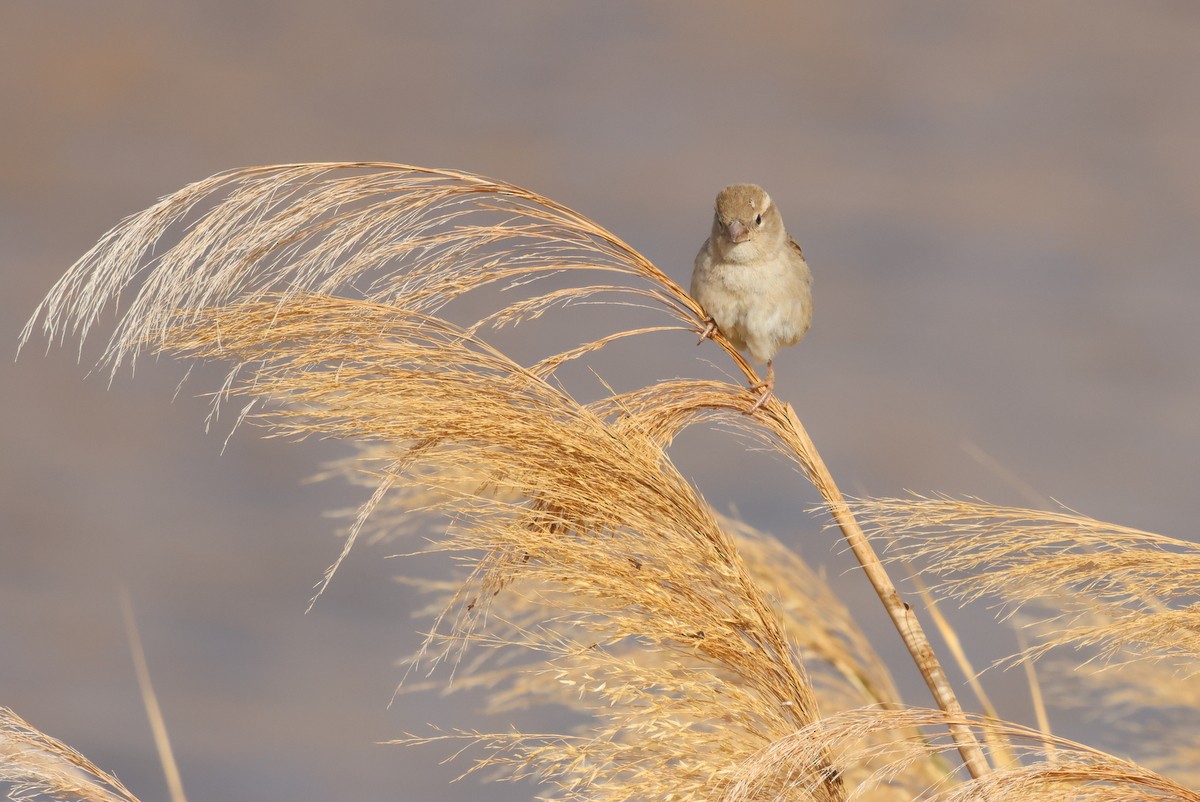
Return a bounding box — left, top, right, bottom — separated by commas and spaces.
4, 2, 1200, 800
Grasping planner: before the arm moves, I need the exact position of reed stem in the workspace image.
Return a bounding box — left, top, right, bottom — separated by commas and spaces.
773, 400, 992, 779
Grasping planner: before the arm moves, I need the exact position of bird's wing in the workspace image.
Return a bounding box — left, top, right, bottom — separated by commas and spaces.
787, 235, 805, 261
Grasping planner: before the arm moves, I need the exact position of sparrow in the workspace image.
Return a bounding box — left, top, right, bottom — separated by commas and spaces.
691, 184, 813, 411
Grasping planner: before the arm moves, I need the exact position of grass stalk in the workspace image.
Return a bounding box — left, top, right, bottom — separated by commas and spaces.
763, 401, 992, 779
688, 305, 991, 776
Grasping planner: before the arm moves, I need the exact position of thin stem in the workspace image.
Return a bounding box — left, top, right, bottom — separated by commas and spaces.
120, 590, 189, 802
774, 401, 992, 779
695, 324, 990, 776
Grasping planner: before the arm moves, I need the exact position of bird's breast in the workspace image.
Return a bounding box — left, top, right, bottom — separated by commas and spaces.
691, 248, 812, 363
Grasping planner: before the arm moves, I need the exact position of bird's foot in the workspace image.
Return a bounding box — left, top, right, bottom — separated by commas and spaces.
696, 318, 718, 345
747, 362, 776, 413
748, 386, 774, 412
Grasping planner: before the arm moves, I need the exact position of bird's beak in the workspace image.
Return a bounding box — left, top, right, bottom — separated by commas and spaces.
724, 220, 750, 243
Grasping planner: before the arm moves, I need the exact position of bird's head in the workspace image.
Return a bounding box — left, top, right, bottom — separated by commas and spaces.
710, 184, 785, 261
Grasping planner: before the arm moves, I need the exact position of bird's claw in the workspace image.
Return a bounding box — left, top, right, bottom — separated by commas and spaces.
746, 362, 776, 414
696, 319, 717, 345
748, 387, 774, 413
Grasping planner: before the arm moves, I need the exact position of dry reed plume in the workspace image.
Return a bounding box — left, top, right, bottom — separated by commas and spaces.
11, 162, 1198, 801
854, 495, 1200, 666
854, 494, 1200, 792
0, 709, 139, 802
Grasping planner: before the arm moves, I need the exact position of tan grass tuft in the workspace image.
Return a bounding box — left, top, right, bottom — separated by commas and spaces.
0, 708, 141, 802
166, 295, 850, 799
324, 454, 954, 798
724, 707, 1200, 802
22, 163, 1002, 795
20, 163, 715, 377
853, 495, 1200, 667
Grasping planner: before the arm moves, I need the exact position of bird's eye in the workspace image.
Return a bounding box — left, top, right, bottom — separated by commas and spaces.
755, 214, 763, 226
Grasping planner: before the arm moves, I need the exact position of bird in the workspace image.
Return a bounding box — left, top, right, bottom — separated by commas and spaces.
691, 184, 813, 411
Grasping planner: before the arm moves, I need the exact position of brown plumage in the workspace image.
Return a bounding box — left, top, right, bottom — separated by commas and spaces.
691, 184, 812, 410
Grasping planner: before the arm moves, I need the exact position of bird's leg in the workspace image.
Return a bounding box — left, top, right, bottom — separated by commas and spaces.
696, 317, 718, 345
748, 361, 775, 412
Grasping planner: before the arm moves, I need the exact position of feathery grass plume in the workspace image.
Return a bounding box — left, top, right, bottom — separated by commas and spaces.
20, 163, 716, 377
334, 448, 909, 712
852, 495, 1200, 666
724, 707, 1200, 802
332, 454, 955, 797
23, 163, 990, 790
166, 295, 848, 801
0, 708, 141, 802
